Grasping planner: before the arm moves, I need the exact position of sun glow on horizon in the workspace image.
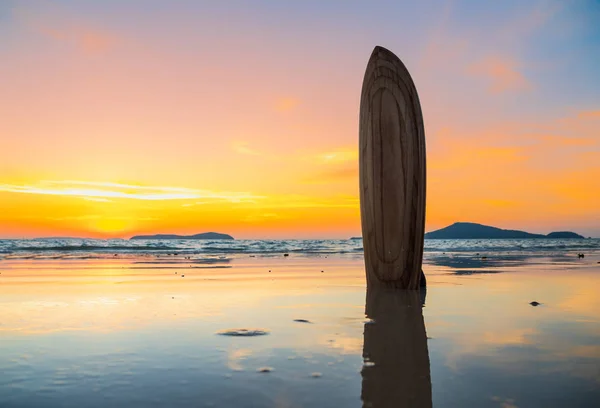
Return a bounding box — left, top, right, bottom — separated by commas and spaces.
0, 179, 362, 239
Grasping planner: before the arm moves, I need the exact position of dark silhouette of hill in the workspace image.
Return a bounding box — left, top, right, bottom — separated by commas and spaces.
130, 232, 234, 240
425, 222, 584, 239
545, 231, 585, 239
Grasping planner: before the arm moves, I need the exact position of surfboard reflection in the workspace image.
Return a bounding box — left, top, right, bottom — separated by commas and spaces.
361, 286, 432, 408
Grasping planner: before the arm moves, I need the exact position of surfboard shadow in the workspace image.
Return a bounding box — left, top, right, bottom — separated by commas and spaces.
361, 286, 432, 408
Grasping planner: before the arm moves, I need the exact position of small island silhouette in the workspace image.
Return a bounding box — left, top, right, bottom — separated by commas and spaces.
424, 222, 584, 239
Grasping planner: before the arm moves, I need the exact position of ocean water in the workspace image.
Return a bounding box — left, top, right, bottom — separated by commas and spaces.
1, 237, 598, 260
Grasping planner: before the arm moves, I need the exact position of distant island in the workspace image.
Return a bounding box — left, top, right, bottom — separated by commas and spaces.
130, 232, 234, 240
425, 222, 584, 239
545, 231, 585, 239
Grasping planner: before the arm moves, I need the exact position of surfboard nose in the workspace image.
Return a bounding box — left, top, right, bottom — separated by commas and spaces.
370, 45, 393, 58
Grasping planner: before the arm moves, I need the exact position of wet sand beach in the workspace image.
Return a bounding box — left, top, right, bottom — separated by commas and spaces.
1, 246, 599, 407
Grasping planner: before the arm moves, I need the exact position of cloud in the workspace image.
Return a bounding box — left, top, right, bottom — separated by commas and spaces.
577, 110, 600, 119
315, 147, 358, 164
182, 198, 258, 208
0, 180, 260, 202
469, 55, 531, 93
37, 25, 115, 53
537, 135, 597, 147
275, 97, 299, 112
231, 141, 260, 155
78, 29, 115, 53
298, 146, 359, 184
16, 3, 116, 54
44, 215, 158, 222
429, 140, 528, 172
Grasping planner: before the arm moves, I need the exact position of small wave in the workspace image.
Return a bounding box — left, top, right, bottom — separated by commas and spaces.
12, 245, 179, 252
199, 246, 258, 252
0, 238, 597, 260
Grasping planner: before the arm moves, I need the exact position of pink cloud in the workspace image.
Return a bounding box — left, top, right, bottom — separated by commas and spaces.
469, 56, 531, 93
17, 3, 116, 54
78, 29, 115, 53
37, 24, 116, 54
577, 110, 600, 119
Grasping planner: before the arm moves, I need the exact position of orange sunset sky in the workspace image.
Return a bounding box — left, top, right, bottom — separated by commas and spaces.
1, 1, 599, 239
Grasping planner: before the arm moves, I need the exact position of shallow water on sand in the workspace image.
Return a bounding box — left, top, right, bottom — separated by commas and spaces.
1, 252, 599, 407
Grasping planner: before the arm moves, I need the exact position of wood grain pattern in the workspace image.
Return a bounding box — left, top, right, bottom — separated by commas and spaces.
359, 46, 426, 289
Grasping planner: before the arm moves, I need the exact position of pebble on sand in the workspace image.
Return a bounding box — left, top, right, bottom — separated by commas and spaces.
530, 301, 541, 306
217, 328, 270, 337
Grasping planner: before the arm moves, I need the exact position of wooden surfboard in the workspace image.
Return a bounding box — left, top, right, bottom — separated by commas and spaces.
359, 46, 426, 289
